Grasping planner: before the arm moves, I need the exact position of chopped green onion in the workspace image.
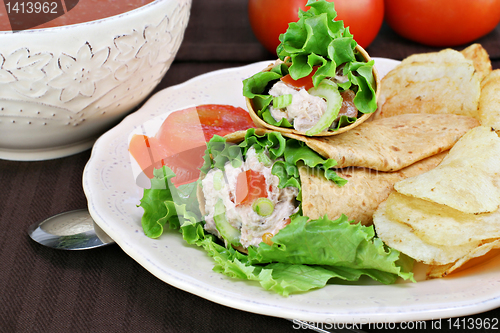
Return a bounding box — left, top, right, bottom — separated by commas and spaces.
257, 151, 273, 167
213, 170, 224, 191
273, 94, 293, 109
252, 198, 275, 217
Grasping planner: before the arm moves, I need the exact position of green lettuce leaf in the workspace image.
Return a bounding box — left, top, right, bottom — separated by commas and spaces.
259, 107, 294, 128
192, 214, 413, 296
242, 62, 289, 114
350, 61, 378, 114
201, 128, 345, 189
246, 214, 414, 284
277, 0, 357, 84
140, 166, 201, 239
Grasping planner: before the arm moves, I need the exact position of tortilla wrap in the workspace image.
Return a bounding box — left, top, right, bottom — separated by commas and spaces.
246, 45, 380, 137
300, 151, 448, 226
283, 113, 478, 171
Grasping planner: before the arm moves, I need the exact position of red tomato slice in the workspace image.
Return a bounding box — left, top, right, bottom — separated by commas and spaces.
162, 145, 207, 186
156, 104, 254, 155
129, 134, 207, 186
280, 66, 318, 91
129, 104, 255, 187
235, 170, 268, 205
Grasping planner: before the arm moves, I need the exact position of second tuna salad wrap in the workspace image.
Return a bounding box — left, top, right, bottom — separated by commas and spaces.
243, 0, 379, 137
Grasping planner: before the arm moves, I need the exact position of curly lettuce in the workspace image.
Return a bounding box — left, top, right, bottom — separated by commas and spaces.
140, 167, 201, 239
200, 128, 346, 191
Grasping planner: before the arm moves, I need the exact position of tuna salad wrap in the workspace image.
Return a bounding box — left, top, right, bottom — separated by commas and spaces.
243, 0, 379, 137
197, 128, 346, 249
139, 128, 414, 296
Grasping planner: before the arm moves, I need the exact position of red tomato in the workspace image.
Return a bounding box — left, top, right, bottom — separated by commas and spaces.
385, 0, 500, 47
129, 134, 205, 186
281, 66, 318, 90
161, 146, 207, 186
332, 0, 384, 49
235, 170, 268, 205
248, 0, 384, 54
129, 104, 255, 187
156, 104, 254, 155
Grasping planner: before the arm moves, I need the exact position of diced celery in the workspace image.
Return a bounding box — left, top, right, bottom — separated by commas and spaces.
214, 199, 241, 246
305, 80, 342, 136
213, 170, 224, 191
257, 151, 272, 167
273, 94, 293, 109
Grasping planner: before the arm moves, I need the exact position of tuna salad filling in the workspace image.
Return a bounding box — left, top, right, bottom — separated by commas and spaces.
201, 147, 299, 248
268, 80, 359, 133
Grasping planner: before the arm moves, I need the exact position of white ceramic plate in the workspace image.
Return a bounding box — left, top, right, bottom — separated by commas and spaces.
83, 59, 500, 324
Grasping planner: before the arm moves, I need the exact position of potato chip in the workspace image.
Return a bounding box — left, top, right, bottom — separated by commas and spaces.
461, 43, 492, 81
403, 48, 466, 64
384, 193, 500, 247
373, 198, 482, 265
426, 239, 500, 278
371, 45, 500, 277
479, 69, 500, 132
374, 49, 481, 120
394, 126, 500, 214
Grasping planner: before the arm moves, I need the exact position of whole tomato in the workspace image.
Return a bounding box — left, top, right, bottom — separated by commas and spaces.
248, 0, 384, 55
385, 0, 500, 47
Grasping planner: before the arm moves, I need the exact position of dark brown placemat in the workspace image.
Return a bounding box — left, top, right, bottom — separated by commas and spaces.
1, 0, 500, 332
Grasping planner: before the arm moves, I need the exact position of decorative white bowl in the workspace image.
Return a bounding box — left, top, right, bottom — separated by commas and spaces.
0, 0, 191, 161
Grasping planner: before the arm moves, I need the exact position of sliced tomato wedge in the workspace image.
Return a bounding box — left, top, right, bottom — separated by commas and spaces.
235, 170, 268, 205
280, 66, 319, 91
129, 134, 206, 186
129, 104, 255, 187
162, 145, 207, 186
156, 104, 254, 155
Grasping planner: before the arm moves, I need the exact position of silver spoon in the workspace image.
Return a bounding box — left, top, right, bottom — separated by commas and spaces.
28, 209, 115, 250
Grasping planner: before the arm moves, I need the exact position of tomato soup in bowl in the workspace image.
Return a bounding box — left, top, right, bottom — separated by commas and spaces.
0, 0, 158, 31
0, 0, 191, 161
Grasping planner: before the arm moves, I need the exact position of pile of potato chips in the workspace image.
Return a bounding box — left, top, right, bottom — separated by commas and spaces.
372, 44, 500, 278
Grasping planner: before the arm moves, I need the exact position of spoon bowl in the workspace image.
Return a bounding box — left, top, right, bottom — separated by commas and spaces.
28, 209, 115, 250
